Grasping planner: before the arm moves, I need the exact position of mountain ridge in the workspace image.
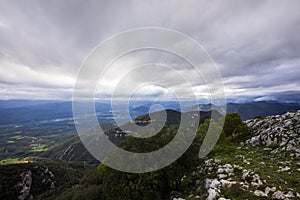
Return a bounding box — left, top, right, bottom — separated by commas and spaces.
1, 100, 299, 125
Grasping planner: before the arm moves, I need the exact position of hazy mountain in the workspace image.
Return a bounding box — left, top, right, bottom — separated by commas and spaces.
226, 101, 300, 120
1, 99, 299, 126
186, 101, 300, 120
0, 102, 111, 125
0, 100, 60, 108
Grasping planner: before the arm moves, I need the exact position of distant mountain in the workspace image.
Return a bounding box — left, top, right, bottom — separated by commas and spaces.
129, 100, 181, 110
184, 103, 224, 112
0, 100, 182, 125
130, 105, 153, 117
186, 101, 300, 120
0, 102, 111, 125
1, 100, 299, 125
0, 100, 60, 108
129, 101, 181, 117
226, 101, 300, 120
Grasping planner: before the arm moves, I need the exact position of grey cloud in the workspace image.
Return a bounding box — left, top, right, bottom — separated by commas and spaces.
0, 0, 299, 101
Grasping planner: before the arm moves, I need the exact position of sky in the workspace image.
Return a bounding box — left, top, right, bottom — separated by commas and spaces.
0, 0, 300, 103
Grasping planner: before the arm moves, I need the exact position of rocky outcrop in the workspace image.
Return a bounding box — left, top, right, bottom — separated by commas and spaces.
201, 159, 239, 200
199, 158, 298, 200
17, 170, 32, 200
246, 110, 300, 157
169, 111, 300, 200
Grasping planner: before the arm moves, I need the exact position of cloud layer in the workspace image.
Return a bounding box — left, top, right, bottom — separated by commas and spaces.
0, 0, 299, 102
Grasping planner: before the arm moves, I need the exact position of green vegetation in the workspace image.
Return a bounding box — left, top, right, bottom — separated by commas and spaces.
191, 114, 300, 199
30, 144, 49, 152
11, 135, 24, 140
12, 131, 22, 134
97, 124, 205, 200
221, 112, 250, 142
221, 185, 258, 200
0, 158, 19, 164
210, 141, 300, 198
267, 141, 279, 149
39, 113, 254, 200
11, 135, 37, 140
1, 112, 299, 200
0, 158, 92, 199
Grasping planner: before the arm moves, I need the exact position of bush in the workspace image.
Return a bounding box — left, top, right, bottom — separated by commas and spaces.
268, 142, 279, 149
100, 124, 205, 200
221, 113, 250, 143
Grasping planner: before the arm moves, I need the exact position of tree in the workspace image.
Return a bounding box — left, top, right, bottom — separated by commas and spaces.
222, 113, 249, 142
100, 124, 204, 200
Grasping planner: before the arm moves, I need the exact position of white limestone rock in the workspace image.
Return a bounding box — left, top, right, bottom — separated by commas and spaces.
207, 188, 218, 200
254, 190, 267, 197
273, 191, 285, 199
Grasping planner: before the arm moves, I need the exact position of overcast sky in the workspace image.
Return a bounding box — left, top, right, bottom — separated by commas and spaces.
0, 0, 300, 102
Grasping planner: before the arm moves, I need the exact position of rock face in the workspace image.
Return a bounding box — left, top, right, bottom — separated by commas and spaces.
246, 110, 300, 157
17, 170, 32, 200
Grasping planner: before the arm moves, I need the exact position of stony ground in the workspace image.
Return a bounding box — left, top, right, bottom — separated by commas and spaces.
172, 110, 300, 200
246, 111, 300, 158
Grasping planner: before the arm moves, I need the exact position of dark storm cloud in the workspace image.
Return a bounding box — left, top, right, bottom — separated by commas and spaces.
0, 0, 299, 101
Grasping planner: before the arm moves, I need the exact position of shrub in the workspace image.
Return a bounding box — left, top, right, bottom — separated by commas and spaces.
268, 142, 279, 149
221, 113, 250, 143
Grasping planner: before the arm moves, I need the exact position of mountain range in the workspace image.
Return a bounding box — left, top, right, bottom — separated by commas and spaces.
0, 100, 299, 125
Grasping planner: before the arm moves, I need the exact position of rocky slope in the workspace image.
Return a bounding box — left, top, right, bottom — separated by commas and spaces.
172, 110, 300, 200
246, 110, 300, 157
1, 110, 300, 200
0, 157, 93, 200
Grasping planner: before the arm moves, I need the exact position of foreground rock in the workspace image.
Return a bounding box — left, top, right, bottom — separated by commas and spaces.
246, 110, 300, 157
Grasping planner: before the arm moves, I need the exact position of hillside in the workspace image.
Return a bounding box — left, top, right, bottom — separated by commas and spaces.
172, 110, 300, 200
0, 157, 93, 200
42, 110, 221, 164
1, 110, 300, 199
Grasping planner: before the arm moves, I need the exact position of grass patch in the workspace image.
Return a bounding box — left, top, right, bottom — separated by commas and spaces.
0, 158, 20, 165
11, 135, 24, 140
30, 144, 49, 152
212, 142, 300, 194
12, 131, 22, 134
11, 135, 37, 140
24, 136, 37, 140
221, 184, 264, 200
